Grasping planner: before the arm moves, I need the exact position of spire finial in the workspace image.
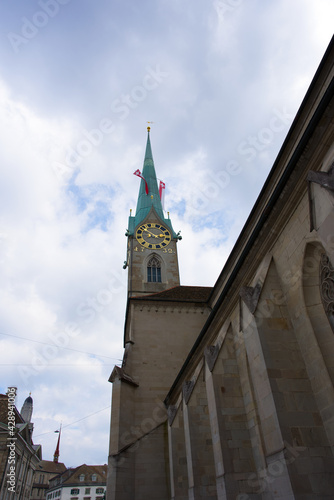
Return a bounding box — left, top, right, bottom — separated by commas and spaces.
147, 121, 154, 132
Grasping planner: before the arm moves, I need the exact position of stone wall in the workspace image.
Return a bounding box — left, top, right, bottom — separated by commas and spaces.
166, 170, 334, 498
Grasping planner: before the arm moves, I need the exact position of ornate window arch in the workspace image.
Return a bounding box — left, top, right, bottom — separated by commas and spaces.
320, 252, 334, 331
147, 255, 161, 283
303, 243, 334, 377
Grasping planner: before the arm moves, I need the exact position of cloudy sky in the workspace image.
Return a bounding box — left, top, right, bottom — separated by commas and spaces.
0, 0, 333, 468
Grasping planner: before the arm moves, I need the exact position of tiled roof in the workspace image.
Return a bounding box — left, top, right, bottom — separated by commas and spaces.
36, 460, 66, 474
0, 394, 24, 425
54, 464, 107, 486
132, 285, 212, 302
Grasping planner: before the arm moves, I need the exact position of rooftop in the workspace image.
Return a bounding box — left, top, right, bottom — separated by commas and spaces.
132, 285, 212, 302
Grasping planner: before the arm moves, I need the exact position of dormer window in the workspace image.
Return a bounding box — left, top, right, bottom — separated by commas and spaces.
79, 474, 85, 482
91, 473, 97, 481
147, 256, 161, 283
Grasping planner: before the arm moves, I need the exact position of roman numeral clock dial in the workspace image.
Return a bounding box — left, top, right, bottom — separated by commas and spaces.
135, 223, 171, 249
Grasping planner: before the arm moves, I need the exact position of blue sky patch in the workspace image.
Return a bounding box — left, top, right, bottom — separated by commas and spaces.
85, 200, 112, 232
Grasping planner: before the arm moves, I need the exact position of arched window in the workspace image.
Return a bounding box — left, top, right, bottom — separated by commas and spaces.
147, 256, 161, 283
320, 253, 334, 331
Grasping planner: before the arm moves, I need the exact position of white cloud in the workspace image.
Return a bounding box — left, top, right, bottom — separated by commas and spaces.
0, 0, 333, 467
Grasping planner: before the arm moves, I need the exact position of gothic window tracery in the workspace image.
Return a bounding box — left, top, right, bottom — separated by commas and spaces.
147, 255, 161, 282
320, 253, 334, 331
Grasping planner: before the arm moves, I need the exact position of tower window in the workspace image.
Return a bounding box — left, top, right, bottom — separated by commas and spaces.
147, 256, 161, 282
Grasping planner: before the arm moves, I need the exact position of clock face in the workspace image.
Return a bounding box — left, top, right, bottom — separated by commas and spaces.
136, 223, 171, 249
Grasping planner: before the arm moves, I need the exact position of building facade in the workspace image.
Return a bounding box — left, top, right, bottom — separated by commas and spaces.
107, 37, 334, 499
30, 460, 66, 500
0, 391, 42, 500
47, 464, 107, 500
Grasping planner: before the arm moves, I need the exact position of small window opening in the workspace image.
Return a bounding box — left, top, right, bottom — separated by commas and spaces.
147, 256, 161, 282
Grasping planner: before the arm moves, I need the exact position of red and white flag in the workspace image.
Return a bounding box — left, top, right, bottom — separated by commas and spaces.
134, 169, 149, 195
159, 180, 165, 210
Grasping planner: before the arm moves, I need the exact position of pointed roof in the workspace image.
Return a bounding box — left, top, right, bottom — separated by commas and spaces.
128, 128, 176, 236
54, 425, 61, 463
134, 129, 164, 223
21, 394, 33, 423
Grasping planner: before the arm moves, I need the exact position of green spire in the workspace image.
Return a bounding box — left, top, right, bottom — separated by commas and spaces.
134, 128, 164, 222
127, 128, 176, 236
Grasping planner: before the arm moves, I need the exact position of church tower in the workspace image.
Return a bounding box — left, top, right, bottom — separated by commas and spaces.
124, 126, 181, 297
107, 129, 212, 500
20, 394, 33, 423
20, 393, 34, 441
